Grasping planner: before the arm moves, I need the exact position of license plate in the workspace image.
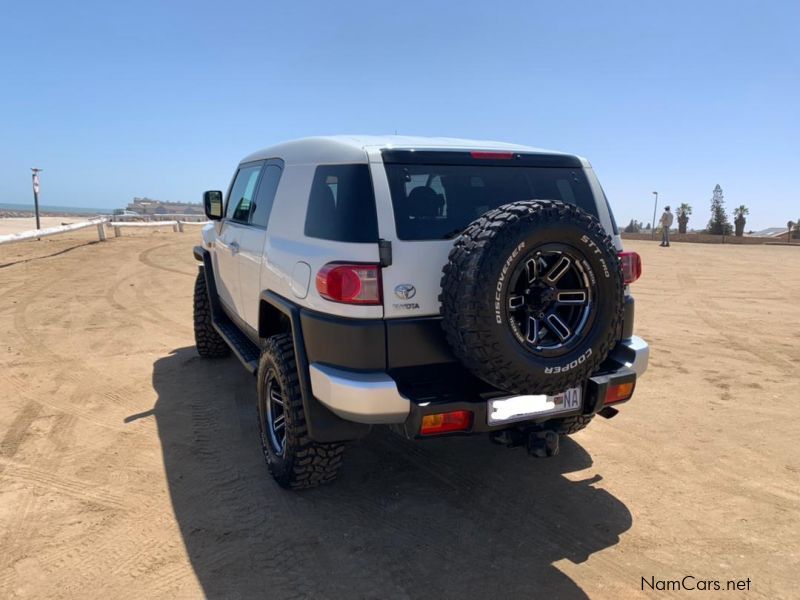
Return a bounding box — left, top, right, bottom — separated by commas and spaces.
487, 387, 582, 425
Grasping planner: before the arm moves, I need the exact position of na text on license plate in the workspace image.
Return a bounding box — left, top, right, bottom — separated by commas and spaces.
487, 388, 582, 425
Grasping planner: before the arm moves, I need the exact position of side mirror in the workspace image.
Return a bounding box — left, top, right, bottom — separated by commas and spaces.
203, 190, 224, 220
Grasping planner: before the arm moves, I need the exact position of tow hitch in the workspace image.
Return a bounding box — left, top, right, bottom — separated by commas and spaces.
598, 406, 619, 419
490, 428, 560, 457
527, 430, 559, 457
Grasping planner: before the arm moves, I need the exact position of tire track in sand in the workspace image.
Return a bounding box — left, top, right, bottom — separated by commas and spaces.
677, 272, 795, 376
138, 242, 196, 278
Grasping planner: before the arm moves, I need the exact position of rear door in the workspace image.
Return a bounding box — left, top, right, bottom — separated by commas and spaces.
216, 161, 263, 319
368, 157, 452, 319
373, 149, 599, 318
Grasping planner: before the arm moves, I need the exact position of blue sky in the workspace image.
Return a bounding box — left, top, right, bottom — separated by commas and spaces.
1, 0, 797, 230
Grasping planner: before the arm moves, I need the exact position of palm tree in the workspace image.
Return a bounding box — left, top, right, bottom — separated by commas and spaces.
677, 203, 692, 234
733, 205, 749, 237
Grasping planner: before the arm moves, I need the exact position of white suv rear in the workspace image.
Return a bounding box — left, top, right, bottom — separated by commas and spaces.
193, 136, 648, 489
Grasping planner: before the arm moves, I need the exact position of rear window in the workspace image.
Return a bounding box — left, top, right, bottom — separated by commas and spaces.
384, 153, 597, 241
304, 164, 379, 243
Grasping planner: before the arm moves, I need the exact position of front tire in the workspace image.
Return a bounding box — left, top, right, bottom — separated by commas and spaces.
193, 268, 230, 358
257, 334, 345, 489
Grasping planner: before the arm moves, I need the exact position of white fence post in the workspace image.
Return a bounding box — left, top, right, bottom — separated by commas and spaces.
111, 213, 206, 222
0, 217, 110, 246
0, 217, 204, 247
106, 220, 180, 235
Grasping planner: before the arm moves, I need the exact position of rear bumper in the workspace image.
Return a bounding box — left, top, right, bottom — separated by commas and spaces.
308, 364, 410, 424
609, 335, 649, 377
309, 336, 649, 434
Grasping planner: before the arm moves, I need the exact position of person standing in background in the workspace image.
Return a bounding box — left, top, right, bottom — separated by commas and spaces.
660, 206, 674, 247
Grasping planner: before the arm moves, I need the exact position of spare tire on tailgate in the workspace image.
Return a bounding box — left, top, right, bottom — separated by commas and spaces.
440, 199, 624, 395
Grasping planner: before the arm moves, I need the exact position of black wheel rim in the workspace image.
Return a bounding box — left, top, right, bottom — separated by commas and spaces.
505, 243, 596, 357
264, 369, 286, 456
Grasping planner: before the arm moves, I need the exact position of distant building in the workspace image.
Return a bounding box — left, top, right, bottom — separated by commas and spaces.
749, 227, 791, 238
126, 197, 203, 215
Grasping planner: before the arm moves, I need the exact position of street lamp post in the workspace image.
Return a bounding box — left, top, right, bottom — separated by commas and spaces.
31, 168, 43, 231
651, 191, 658, 241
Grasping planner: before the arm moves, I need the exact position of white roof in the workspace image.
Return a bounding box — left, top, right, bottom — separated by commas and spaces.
240, 135, 579, 165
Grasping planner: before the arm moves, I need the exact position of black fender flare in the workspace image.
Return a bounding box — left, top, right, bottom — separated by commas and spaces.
193, 246, 224, 321
194, 244, 369, 442
259, 291, 371, 443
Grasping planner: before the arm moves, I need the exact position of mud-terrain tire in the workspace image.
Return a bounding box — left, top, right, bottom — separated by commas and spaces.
193, 268, 230, 358
548, 414, 595, 435
440, 200, 624, 395
257, 334, 345, 490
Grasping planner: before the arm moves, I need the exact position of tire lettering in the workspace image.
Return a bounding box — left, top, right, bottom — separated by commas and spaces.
599, 259, 609, 278
582, 259, 597, 285
580, 235, 610, 278
544, 348, 592, 374
580, 235, 602, 255
495, 241, 525, 324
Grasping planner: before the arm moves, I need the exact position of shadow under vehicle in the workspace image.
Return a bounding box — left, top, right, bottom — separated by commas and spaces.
144, 347, 632, 599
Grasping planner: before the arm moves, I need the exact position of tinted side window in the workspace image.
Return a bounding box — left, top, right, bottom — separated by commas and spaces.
251, 163, 282, 228
226, 163, 263, 222
304, 165, 378, 243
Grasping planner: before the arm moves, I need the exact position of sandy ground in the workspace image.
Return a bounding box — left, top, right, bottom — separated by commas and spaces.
0, 217, 88, 236
0, 230, 797, 599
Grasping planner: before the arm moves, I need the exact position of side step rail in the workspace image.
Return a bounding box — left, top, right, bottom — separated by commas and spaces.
211, 316, 260, 374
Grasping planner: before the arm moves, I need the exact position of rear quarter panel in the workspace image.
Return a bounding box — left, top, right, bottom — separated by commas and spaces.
262, 163, 383, 319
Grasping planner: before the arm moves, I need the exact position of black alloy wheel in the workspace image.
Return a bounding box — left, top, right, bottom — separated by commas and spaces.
505, 244, 597, 357
262, 368, 286, 456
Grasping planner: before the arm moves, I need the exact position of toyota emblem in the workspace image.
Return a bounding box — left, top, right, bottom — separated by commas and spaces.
394, 284, 416, 300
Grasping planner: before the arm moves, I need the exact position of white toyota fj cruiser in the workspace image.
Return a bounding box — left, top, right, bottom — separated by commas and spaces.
193, 136, 648, 489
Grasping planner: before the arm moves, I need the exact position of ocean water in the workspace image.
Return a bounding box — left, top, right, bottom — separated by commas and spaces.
0, 202, 113, 215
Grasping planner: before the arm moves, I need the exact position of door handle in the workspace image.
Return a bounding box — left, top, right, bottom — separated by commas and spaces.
229, 241, 240, 255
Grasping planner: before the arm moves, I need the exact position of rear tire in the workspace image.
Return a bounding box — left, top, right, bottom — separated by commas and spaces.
548, 414, 595, 435
193, 268, 230, 358
257, 334, 345, 490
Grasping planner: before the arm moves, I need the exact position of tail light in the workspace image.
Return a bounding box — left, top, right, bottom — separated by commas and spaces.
605, 381, 635, 405
316, 263, 382, 305
420, 410, 473, 435
619, 251, 642, 284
